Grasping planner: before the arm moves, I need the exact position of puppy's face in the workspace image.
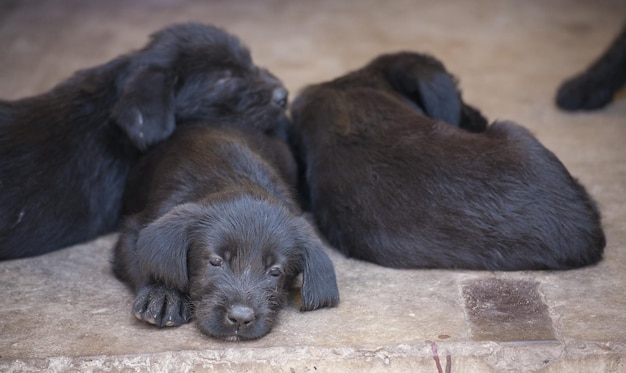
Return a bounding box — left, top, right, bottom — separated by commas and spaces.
174, 65, 289, 134
176, 196, 338, 341
187, 226, 294, 341
113, 23, 290, 150
132, 195, 339, 341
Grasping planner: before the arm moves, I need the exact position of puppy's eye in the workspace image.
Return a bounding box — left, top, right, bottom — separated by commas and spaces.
268, 267, 282, 277
209, 258, 223, 267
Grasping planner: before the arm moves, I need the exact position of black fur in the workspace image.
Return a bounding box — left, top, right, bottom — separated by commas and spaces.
556, 22, 626, 111
290, 51, 605, 270
113, 125, 339, 341
0, 23, 289, 259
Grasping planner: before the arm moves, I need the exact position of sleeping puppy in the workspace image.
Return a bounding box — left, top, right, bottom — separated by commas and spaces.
113, 125, 339, 341
290, 51, 605, 270
0, 23, 288, 259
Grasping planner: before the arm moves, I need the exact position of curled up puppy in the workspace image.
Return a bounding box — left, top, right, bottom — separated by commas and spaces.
290, 51, 605, 270
113, 125, 339, 341
0, 23, 288, 259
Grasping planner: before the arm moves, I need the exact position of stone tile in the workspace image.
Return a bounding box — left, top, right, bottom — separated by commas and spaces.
462, 278, 556, 342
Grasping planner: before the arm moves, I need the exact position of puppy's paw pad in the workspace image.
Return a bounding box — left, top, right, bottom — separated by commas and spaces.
132, 284, 192, 328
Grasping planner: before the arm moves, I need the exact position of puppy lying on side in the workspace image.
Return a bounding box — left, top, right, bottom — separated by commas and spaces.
290, 52, 605, 270
113, 125, 339, 341
0, 23, 288, 259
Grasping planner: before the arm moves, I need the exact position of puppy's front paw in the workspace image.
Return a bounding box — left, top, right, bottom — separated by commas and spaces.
556, 74, 614, 111
301, 286, 340, 312
132, 284, 192, 327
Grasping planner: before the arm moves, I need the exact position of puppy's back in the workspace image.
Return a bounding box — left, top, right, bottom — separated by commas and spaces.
123, 125, 298, 220
0, 60, 136, 259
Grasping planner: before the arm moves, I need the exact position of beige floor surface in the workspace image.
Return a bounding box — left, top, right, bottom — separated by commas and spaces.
1, 1, 625, 372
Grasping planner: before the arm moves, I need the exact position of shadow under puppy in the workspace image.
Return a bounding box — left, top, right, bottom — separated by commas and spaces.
0, 23, 288, 259
290, 51, 605, 270
113, 125, 339, 341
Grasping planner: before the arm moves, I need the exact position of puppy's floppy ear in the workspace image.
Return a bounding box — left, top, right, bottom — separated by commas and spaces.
294, 217, 340, 311
112, 65, 176, 151
381, 53, 462, 126
135, 203, 203, 291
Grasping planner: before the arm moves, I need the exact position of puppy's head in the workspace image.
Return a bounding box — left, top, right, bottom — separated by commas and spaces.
291, 51, 487, 136
112, 23, 289, 150
135, 194, 339, 341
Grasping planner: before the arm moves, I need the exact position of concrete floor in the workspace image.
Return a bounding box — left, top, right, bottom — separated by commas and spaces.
1, 0, 625, 372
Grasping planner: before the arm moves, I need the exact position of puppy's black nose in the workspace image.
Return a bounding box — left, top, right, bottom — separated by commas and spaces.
272, 88, 288, 108
227, 305, 255, 327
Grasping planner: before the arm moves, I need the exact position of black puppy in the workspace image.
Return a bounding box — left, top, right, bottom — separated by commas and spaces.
0, 23, 288, 259
556, 22, 626, 111
113, 125, 339, 341
290, 52, 605, 270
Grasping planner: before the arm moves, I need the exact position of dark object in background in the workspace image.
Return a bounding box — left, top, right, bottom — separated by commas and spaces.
290, 51, 605, 270
556, 22, 626, 111
113, 125, 339, 341
0, 23, 288, 259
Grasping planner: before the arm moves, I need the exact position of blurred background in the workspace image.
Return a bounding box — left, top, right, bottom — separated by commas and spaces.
1, 0, 625, 114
